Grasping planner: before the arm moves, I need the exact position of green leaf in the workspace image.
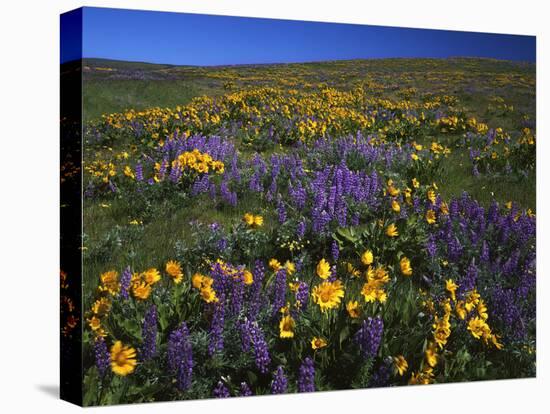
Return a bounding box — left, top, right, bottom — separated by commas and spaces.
339, 325, 350, 347
83, 368, 99, 406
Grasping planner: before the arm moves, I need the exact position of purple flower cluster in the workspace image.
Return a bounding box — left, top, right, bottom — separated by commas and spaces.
140, 304, 158, 361
369, 359, 392, 388
271, 366, 288, 394
355, 316, 384, 359
331, 240, 340, 261
295, 282, 309, 311
297, 357, 315, 392
239, 382, 253, 397
208, 294, 226, 356
94, 337, 110, 376
250, 323, 271, 374
248, 260, 266, 321
120, 265, 132, 300
272, 269, 287, 316
426, 193, 536, 343
167, 322, 194, 391
213, 381, 230, 398
238, 319, 253, 353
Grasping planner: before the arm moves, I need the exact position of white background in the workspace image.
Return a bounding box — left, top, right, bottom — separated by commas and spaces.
0, 0, 547, 412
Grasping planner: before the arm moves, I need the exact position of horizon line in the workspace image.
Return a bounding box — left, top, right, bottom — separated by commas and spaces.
66, 55, 536, 68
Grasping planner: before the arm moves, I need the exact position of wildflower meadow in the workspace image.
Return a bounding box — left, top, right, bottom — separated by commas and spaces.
63, 56, 535, 405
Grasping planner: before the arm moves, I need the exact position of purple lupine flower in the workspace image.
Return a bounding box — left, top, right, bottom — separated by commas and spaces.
217, 237, 228, 252
169, 161, 181, 183
239, 382, 253, 397
331, 240, 340, 262
297, 357, 315, 392
191, 174, 210, 195
220, 180, 237, 206
158, 157, 168, 181
295, 282, 309, 311
213, 381, 230, 398
250, 324, 271, 374
487, 201, 499, 224
140, 305, 157, 361
135, 162, 144, 182
120, 266, 132, 300
289, 180, 307, 209
271, 366, 288, 394
296, 220, 306, 239
426, 234, 437, 258
312, 209, 331, 234
480, 240, 490, 263
502, 249, 520, 277
369, 359, 392, 388
272, 269, 287, 316
447, 236, 463, 262
490, 286, 526, 341
355, 316, 384, 359
248, 260, 266, 321
238, 319, 253, 352
249, 171, 263, 193
230, 275, 245, 317
208, 294, 226, 356
458, 261, 478, 297
277, 197, 287, 224
167, 322, 193, 391
94, 337, 110, 376
449, 199, 460, 218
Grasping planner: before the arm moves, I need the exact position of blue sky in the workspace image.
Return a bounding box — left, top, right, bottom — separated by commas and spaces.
61, 7, 536, 65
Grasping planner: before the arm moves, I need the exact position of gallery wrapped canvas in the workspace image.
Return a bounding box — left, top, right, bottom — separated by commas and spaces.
60, 6, 536, 406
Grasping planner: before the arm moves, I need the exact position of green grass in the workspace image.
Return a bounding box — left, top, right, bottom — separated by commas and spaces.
83, 79, 207, 121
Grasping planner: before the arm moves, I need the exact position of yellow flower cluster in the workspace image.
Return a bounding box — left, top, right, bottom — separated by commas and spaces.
361, 265, 390, 303
191, 273, 218, 303
243, 213, 263, 228
172, 149, 225, 175
131, 268, 161, 300
99, 270, 120, 295
268, 258, 295, 275
432, 304, 452, 349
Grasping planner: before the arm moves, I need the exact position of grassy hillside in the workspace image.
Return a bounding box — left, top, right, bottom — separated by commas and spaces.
71, 57, 536, 402
82, 57, 536, 206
